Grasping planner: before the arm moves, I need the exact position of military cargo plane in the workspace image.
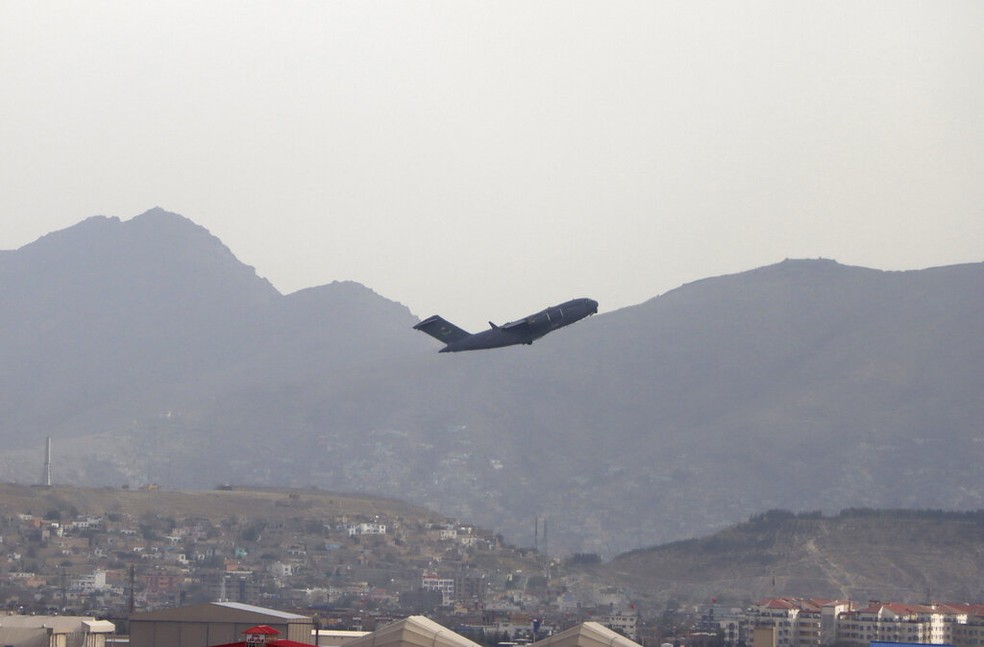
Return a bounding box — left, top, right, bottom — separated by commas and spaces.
413, 298, 598, 352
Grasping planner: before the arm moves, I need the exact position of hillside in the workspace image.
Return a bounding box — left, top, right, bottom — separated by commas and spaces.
597, 509, 984, 607
0, 483, 435, 524
0, 483, 565, 617
5, 484, 984, 617
2, 209, 983, 555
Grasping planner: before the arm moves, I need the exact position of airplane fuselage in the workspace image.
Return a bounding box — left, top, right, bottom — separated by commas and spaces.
413, 298, 598, 353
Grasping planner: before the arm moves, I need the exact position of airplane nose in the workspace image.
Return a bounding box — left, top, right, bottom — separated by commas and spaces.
587, 299, 599, 314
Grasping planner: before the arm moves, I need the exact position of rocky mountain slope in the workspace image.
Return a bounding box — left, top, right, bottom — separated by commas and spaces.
597, 509, 984, 606
2, 209, 982, 555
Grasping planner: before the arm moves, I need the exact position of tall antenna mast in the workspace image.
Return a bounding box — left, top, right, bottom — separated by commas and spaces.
42, 437, 52, 487
543, 518, 548, 558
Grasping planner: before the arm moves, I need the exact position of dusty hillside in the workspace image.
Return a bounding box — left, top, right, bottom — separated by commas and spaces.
0, 483, 438, 524
597, 509, 984, 606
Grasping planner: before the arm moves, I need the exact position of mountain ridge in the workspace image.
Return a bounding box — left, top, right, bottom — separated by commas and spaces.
2, 209, 982, 555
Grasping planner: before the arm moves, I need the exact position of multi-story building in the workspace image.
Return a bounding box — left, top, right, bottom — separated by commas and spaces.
142, 570, 184, 595
71, 570, 107, 593
836, 602, 963, 647
729, 598, 984, 647
739, 598, 853, 647
697, 604, 745, 645
201, 572, 261, 605
820, 600, 854, 645
454, 571, 487, 607
951, 605, 984, 647
599, 608, 638, 641
421, 573, 455, 606
742, 598, 820, 647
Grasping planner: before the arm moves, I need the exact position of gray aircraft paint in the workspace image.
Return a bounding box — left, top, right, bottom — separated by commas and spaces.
413, 298, 598, 352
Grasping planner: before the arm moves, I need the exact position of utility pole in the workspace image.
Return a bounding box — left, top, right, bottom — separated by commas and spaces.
129, 564, 136, 614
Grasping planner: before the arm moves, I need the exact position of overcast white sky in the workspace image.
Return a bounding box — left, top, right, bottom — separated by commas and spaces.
2, 1, 982, 330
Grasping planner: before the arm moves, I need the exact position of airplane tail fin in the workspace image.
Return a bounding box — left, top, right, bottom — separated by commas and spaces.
413, 315, 471, 345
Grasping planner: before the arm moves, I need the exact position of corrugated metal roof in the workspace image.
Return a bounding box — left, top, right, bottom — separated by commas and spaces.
131, 601, 312, 623
215, 603, 309, 620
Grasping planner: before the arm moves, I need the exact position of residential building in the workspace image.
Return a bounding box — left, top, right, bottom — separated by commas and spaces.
71, 570, 108, 593
347, 523, 386, 536
421, 573, 455, 606
742, 598, 824, 647
837, 603, 961, 647
949, 605, 984, 647
598, 608, 639, 641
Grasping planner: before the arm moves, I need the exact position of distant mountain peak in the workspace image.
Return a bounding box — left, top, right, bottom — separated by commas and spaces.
778, 257, 840, 266
126, 207, 224, 243
138, 206, 175, 217
5, 208, 281, 307
27, 208, 216, 252
130, 206, 204, 230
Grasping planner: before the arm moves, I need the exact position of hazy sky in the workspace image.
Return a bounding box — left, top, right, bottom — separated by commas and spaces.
2, 1, 982, 330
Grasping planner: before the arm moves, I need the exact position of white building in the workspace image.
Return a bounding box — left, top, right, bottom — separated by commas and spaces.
348, 523, 387, 536
739, 598, 853, 647
71, 570, 107, 593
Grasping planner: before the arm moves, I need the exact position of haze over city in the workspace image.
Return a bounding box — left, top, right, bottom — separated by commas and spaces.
3, 1, 982, 329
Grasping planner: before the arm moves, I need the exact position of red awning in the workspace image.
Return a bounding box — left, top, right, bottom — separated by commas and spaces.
244, 626, 281, 636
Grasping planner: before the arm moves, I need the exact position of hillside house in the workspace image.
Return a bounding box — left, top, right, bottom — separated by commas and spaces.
347, 523, 386, 536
